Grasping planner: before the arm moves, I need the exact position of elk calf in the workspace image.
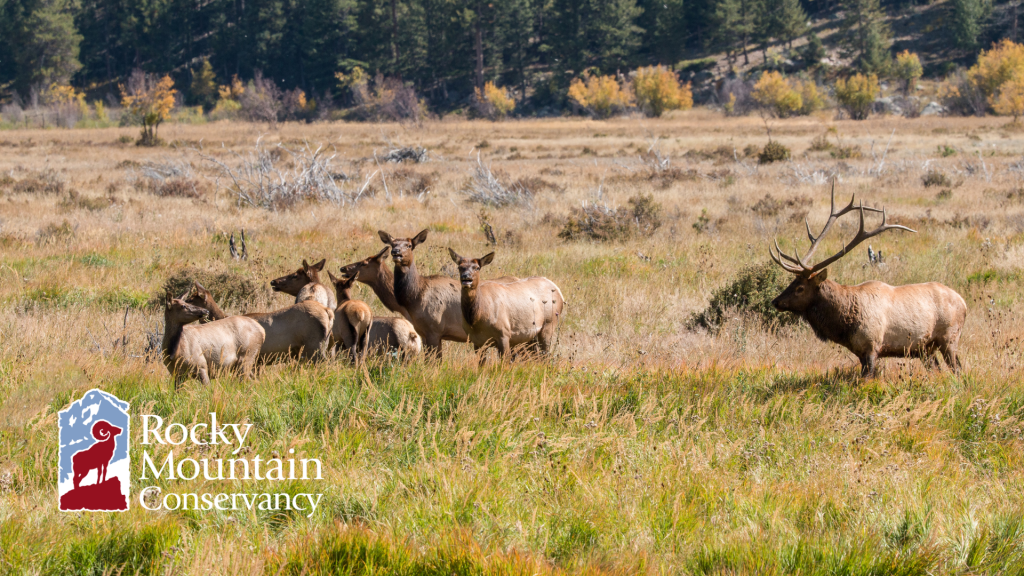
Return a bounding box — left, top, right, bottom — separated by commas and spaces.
448, 249, 564, 364
271, 258, 336, 310
770, 182, 967, 377
162, 293, 266, 387
327, 271, 373, 365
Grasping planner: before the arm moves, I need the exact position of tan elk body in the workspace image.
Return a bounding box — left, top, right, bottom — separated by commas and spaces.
449, 249, 564, 363
162, 294, 265, 387
186, 283, 333, 361
271, 259, 336, 310
337, 252, 422, 359
770, 183, 967, 376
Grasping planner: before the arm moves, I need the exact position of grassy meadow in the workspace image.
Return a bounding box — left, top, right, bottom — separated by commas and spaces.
2, 111, 1024, 574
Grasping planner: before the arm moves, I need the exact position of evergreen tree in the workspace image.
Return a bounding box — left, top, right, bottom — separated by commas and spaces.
638, 0, 687, 65
11, 0, 83, 93
714, 0, 756, 66
776, 0, 807, 49
190, 58, 217, 108
549, 0, 643, 78
949, 0, 989, 51
839, 0, 891, 74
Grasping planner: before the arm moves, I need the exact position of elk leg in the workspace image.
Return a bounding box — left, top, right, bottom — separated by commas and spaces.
198, 368, 211, 386
423, 336, 443, 360
859, 351, 878, 378
940, 344, 962, 373
497, 336, 511, 363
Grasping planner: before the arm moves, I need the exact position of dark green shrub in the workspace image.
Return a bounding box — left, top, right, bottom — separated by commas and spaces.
922, 170, 952, 187
688, 262, 800, 333
758, 141, 791, 164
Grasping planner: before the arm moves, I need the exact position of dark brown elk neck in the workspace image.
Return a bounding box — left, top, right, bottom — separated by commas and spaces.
460, 284, 480, 326
162, 314, 187, 358
393, 262, 426, 309
360, 263, 403, 313
801, 280, 861, 345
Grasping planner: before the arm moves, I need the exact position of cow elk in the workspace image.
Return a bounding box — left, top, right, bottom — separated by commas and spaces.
162, 292, 266, 387
339, 247, 409, 318
448, 249, 564, 365
326, 271, 373, 365
184, 284, 332, 362
378, 230, 471, 358
271, 258, 336, 310
769, 182, 967, 377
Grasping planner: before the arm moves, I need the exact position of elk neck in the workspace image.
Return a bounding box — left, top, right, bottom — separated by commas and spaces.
162, 313, 187, 358
460, 280, 481, 326
800, 279, 862, 345
202, 296, 228, 320
360, 261, 404, 313
392, 259, 425, 309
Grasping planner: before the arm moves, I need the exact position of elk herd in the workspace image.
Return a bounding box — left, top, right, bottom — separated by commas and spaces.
162, 182, 967, 387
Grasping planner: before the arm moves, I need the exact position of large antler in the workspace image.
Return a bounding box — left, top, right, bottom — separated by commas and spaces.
769, 179, 915, 276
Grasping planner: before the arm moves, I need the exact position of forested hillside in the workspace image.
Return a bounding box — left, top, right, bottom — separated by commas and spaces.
0, 0, 1019, 113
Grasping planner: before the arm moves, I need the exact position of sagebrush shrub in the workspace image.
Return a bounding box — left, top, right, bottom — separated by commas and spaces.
688, 262, 800, 333
558, 194, 663, 241
758, 141, 791, 164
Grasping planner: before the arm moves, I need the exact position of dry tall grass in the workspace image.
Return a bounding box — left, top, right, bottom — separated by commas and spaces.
2, 112, 1024, 574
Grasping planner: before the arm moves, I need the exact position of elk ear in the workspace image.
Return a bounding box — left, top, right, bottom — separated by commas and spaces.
311, 259, 326, 272
478, 252, 495, 267
301, 259, 310, 270
373, 246, 389, 261
327, 271, 338, 284
193, 281, 206, 293
165, 290, 173, 308
448, 247, 461, 263
809, 269, 828, 285
178, 289, 190, 301
411, 229, 429, 247
378, 231, 394, 245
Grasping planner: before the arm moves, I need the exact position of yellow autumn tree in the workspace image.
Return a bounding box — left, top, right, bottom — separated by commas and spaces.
968, 39, 1024, 99
567, 74, 633, 118
834, 73, 879, 120
993, 74, 1024, 122
893, 50, 923, 96
475, 81, 516, 119
120, 70, 177, 145
752, 71, 802, 117
632, 65, 692, 117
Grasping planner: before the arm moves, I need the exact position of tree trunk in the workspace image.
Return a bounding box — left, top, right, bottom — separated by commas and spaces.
391, 0, 400, 72
474, 0, 484, 94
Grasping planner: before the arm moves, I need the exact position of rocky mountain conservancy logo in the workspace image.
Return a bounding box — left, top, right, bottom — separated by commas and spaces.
58, 389, 130, 512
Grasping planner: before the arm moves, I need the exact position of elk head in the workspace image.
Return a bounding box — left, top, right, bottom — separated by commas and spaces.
379, 230, 428, 266
165, 290, 210, 324
185, 282, 212, 309
769, 180, 915, 313
270, 259, 326, 296
448, 248, 495, 288
327, 271, 358, 303
92, 421, 122, 441
339, 247, 389, 281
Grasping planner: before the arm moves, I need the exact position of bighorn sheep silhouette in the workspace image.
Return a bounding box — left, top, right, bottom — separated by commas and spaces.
71, 420, 123, 489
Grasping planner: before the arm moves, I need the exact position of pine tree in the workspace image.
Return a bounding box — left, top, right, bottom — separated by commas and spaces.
12, 0, 83, 94
190, 59, 218, 109
949, 0, 989, 51
714, 0, 756, 67
776, 0, 807, 49
839, 0, 891, 74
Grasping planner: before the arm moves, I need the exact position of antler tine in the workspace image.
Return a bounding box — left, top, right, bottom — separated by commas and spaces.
770, 239, 808, 274
807, 203, 916, 274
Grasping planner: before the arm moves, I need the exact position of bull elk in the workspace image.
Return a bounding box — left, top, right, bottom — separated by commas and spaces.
769, 182, 967, 377
271, 259, 336, 310
162, 292, 266, 387
377, 230, 471, 358
448, 249, 564, 364
185, 283, 332, 362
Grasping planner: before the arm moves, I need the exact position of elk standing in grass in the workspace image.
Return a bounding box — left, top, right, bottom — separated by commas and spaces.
377, 230, 471, 358
162, 292, 266, 387
448, 249, 564, 364
271, 259, 336, 309
769, 183, 967, 377
185, 283, 332, 362
326, 271, 373, 365
339, 247, 410, 318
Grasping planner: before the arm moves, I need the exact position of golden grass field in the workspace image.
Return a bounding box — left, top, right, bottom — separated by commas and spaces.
2, 110, 1024, 574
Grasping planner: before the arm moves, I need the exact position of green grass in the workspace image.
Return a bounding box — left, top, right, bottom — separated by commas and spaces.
3, 361, 1024, 574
